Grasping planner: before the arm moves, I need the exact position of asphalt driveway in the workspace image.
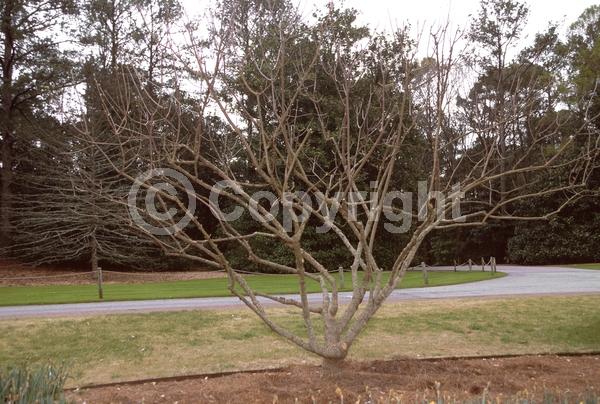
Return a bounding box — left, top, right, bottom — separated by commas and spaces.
0, 266, 598, 319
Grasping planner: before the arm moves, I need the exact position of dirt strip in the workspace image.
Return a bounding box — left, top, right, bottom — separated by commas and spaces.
68, 354, 600, 403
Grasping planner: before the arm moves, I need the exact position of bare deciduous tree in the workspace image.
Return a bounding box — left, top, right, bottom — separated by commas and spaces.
6, 97, 161, 272
86, 7, 599, 373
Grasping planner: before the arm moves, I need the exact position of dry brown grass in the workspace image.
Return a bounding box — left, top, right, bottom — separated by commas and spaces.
1, 294, 598, 387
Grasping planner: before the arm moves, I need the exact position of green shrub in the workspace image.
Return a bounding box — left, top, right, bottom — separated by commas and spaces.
0, 363, 68, 404
508, 215, 600, 265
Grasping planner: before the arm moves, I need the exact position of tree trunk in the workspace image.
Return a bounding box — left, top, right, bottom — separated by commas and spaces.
90, 233, 98, 271
321, 357, 347, 377
0, 137, 12, 246
0, 0, 14, 247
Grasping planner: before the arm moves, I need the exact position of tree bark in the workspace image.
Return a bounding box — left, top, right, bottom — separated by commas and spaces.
90, 232, 99, 273
321, 357, 347, 377
0, 135, 13, 247
0, 0, 14, 247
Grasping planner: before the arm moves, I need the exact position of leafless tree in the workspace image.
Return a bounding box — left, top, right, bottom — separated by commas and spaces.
85, 10, 599, 373
6, 103, 162, 272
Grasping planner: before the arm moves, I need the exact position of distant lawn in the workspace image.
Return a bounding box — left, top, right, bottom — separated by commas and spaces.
0, 294, 596, 387
0, 271, 505, 306
563, 263, 600, 270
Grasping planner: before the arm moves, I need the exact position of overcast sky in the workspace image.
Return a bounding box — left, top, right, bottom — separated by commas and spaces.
304, 1, 597, 36
183, 0, 598, 42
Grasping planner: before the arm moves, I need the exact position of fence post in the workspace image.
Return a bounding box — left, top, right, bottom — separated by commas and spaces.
468, 259, 472, 272
481, 257, 485, 272
339, 266, 345, 289
453, 259, 457, 272
97, 267, 104, 300
421, 262, 428, 285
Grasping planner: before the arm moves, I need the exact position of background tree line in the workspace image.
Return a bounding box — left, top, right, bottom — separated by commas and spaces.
0, 0, 598, 272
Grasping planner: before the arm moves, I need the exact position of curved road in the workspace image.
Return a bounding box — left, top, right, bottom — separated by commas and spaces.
1, 266, 599, 319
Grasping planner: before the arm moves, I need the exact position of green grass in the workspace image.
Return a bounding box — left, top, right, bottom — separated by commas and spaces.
0, 295, 597, 387
563, 263, 600, 270
0, 270, 504, 306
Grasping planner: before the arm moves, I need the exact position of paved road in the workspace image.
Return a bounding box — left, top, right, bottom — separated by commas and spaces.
1, 266, 599, 319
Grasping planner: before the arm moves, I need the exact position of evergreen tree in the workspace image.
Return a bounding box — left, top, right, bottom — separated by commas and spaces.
0, 0, 77, 246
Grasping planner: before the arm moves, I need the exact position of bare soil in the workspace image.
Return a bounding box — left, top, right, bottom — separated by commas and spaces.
0, 260, 225, 286
68, 355, 600, 403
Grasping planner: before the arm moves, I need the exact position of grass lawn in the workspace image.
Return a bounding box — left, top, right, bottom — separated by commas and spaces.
0, 270, 504, 306
564, 263, 600, 270
0, 294, 597, 387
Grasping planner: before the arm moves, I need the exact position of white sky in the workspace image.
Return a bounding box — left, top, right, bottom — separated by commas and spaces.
178, 0, 598, 117
307, 1, 597, 35
183, 0, 599, 42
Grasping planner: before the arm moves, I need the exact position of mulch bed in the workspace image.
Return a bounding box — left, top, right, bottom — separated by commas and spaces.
0, 260, 225, 286
68, 354, 600, 403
